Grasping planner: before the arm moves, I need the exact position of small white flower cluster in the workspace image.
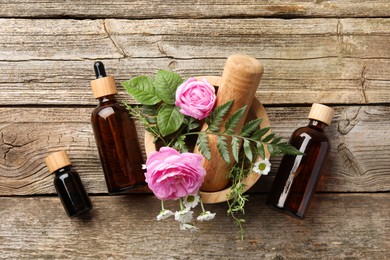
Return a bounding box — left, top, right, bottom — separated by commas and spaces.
156, 194, 215, 232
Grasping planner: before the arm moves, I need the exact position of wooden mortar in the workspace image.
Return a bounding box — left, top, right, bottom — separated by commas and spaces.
144, 76, 270, 203
197, 54, 264, 192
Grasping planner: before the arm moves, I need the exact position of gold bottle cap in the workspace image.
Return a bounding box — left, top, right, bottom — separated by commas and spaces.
90, 76, 118, 99
45, 150, 72, 173
308, 103, 334, 126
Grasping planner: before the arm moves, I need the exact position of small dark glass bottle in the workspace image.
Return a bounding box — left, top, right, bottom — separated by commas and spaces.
267, 103, 334, 218
90, 61, 146, 194
45, 151, 93, 217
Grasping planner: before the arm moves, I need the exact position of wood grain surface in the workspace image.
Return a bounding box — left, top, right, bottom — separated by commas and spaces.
0, 194, 388, 259
0, 18, 389, 105
0, 0, 389, 18
0, 1, 389, 257
0, 105, 388, 195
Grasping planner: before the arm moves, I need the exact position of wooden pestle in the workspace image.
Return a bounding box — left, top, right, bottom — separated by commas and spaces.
198, 54, 264, 192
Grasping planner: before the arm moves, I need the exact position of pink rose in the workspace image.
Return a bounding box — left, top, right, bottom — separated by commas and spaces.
175, 78, 216, 120
145, 147, 206, 200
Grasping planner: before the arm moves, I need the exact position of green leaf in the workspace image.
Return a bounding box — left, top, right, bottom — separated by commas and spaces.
196, 133, 211, 160
146, 126, 159, 135
217, 136, 230, 164
241, 118, 262, 137
256, 143, 265, 159
122, 76, 161, 105
157, 105, 184, 136
154, 70, 183, 104
262, 133, 275, 143
267, 143, 281, 156
208, 100, 234, 132
189, 122, 199, 131
145, 117, 157, 124
224, 106, 247, 135
252, 126, 270, 140
243, 139, 253, 161
278, 143, 303, 155
205, 117, 211, 127
231, 136, 240, 162
142, 105, 158, 116
271, 137, 282, 145
174, 135, 188, 153
184, 117, 199, 131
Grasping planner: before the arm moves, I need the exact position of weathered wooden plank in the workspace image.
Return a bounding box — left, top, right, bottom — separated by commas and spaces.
0, 19, 122, 61
0, 194, 388, 259
1, 18, 389, 105
0, 105, 389, 195
2, 18, 389, 61
0, 1, 389, 18
1, 58, 389, 105
106, 18, 390, 59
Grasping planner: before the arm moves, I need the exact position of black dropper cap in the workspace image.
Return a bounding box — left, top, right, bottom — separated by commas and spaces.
94, 61, 107, 79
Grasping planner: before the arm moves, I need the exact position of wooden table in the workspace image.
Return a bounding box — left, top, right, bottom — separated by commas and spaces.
1, 1, 389, 259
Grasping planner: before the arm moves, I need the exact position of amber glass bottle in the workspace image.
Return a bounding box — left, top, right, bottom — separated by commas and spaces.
267, 103, 334, 218
45, 151, 93, 217
90, 61, 146, 194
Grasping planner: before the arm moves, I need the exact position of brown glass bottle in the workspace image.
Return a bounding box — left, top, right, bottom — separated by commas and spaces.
45, 151, 93, 217
90, 61, 146, 194
267, 103, 334, 218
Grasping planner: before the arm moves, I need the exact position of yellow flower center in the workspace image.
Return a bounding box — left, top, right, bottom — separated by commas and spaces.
187, 195, 195, 202
258, 163, 266, 171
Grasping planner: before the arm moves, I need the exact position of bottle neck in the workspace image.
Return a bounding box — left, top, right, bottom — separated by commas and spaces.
308, 119, 327, 131
98, 94, 117, 105
54, 165, 72, 176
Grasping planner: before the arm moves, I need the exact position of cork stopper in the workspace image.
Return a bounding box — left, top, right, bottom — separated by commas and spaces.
45, 150, 72, 173
90, 61, 118, 99
308, 103, 334, 125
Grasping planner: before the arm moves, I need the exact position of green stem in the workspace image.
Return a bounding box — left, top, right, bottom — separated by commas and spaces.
226, 158, 247, 239
187, 117, 195, 133
161, 200, 165, 211
200, 198, 206, 213
127, 105, 169, 146
181, 130, 268, 148
166, 123, 187, 148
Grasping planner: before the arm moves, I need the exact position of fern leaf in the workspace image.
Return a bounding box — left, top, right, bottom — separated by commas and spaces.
252, 126, 270, 140
278, 143, 303, 155
224, 106, 247, 135
241, 118, 262, 137
243, 139, 253, 161
217, 135, 230, 164
271, 137, 282, 145
231, 136, 240, 162
262, 133, 275, 143
208, 100, 234, 132
196, 133, 211, 160
174, 135, 188, 153
256, 143, 266, 159
267, 143, 281, 156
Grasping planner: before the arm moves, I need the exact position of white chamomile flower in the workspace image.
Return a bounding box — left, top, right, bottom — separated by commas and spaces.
174, 209, 193, 223
142, 164, 147, 170
197, 211, 216, 221
180, 223, 198, 232
252, 159, 271, 175
156, 209, 174, 221
183, 194, 200, 209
